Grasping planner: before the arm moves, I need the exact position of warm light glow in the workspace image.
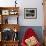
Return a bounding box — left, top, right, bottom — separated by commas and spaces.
0, 32, 1, 41
0, 15, 1, 24
0, 15, 1, 20
14, 29, 17, 32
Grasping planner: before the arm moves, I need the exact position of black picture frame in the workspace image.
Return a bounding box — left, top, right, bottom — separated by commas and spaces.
24, 8, 37, 19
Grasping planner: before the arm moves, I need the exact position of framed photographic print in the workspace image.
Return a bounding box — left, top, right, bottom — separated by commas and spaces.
2, 10, 9, 15
24, 8, 37, 19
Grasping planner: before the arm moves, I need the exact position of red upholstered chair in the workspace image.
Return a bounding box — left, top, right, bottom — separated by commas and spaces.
21, 28, 41, 46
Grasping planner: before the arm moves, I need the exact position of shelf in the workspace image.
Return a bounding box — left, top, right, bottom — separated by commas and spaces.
0, 7, 19, 16
0, 40, 19, 46
0, 7, 19, 9
0, 7, 19, 24
1, 41, 19, 46
2, 40, 19, 43
0, 7, 20, 46
1, 15, 18, 24
0, 24, 20, 32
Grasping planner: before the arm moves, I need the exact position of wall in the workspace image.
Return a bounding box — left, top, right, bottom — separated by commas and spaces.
0, 0, 44, 26
18, 26, 43, 44
19, 0, 44, 26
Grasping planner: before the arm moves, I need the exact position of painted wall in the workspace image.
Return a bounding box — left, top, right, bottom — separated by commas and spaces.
18, 26, 43, 44
18, 0, 44, 26
0, 0, 44, 26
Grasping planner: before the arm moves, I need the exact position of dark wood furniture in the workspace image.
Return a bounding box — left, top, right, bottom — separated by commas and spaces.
0, 41, 2, 46
0, 7, 20, 46
0, 7, 19, 24
2, 41, 19, 46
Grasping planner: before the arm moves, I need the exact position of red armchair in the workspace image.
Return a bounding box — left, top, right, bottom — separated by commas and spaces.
21, 28, 41, 46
